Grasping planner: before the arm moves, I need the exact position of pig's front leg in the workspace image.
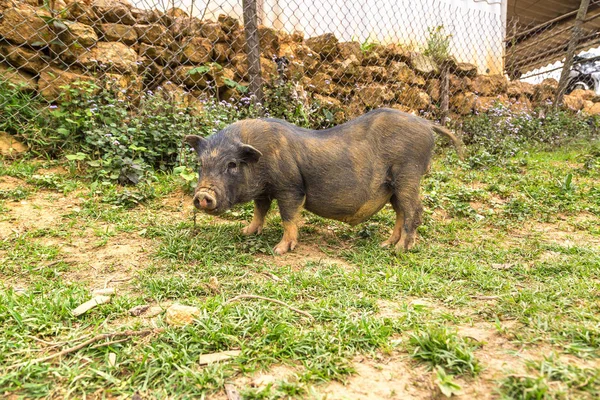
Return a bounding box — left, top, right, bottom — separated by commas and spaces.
242, 198, 272, 235
273, 194, 305, 255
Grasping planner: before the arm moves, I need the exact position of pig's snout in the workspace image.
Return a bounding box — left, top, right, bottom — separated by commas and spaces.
193, 190, 217, 211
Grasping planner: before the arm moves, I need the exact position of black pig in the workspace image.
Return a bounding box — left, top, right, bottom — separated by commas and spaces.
185, 108, 464, 254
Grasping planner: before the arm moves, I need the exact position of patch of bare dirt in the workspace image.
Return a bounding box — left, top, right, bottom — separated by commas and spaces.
38, 232, 152, 290
322, 357, 431, 400
530, 221, 600, 250
0, 191, 84, 238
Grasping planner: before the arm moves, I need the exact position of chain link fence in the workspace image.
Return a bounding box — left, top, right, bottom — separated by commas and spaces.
1, 0, 599, 149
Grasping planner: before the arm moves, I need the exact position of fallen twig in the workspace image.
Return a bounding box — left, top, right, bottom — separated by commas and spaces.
470, 295, 500, 300
89, 337, 130, 349
5, 328, 164, 370
225, 294, 313, 320
104, 277, 133, 288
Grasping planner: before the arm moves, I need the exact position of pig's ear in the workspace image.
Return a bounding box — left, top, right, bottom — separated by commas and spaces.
239, 144, 262, 164
184, 135, 208, 155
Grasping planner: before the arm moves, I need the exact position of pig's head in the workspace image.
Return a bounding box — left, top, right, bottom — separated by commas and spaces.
184, 134, 262, 215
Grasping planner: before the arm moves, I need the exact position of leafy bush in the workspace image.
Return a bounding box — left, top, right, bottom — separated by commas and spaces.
0, 80, 43, 138
459, 104, 600, 167
423, 25, 452, 62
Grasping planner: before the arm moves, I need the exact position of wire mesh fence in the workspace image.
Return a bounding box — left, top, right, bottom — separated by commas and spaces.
1, 0, 599, 148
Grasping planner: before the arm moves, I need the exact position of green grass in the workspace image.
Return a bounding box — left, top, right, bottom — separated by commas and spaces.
0, 142, 599, 398
409, 325, 481, 376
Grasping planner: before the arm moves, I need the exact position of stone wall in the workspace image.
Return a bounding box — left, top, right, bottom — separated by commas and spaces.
2, 0, 600, 119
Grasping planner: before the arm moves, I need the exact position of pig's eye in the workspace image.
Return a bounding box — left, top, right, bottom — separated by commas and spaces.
227, 161, 238, 171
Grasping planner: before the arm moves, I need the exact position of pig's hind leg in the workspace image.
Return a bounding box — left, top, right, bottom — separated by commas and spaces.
242, 198, 272, 235
380, 195, 404, 248
273, 194, 305, 255
389, 174, 424, 252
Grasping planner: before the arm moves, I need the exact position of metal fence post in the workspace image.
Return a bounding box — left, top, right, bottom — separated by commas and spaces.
242, 0, 264, 105
555, 0, 590, 107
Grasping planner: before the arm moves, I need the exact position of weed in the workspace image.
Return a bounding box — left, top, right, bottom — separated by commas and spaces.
409, 325, 481, 376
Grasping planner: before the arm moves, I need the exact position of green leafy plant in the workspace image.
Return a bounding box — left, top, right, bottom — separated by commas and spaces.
435, 366, 462, 397
409, 326, 481, 376
423, 25, 452, 62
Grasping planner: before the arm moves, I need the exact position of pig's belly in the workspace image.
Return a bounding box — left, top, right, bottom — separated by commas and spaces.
304, 187, 393, 226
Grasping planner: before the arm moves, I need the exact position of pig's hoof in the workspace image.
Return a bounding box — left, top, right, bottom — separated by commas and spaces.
380, 238, 400, 248
242, 224, 262, 236
395, 239, 416, 252
273, 240, 297, 255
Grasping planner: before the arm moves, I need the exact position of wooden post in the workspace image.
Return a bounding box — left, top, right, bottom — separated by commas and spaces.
242, 0, 264, 105
555, 0, 590, 107
440, 63, 450, 126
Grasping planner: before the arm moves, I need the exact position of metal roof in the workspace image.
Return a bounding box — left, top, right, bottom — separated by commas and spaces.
505, 0, 600, 77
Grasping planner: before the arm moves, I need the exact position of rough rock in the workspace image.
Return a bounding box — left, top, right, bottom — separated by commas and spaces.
313, 93, 341, 108
131, 7, 161, 24
74, 41, 138, 73
218, 14, 239, 33
169, 17, 202, 39
229, 29, 246, 53
356, 84, 394, 107
584, 101, 600, 115
474, 95, 506, 113
451, 92, 477, 115
38, 68, 95, 100
59, 20, 98, 47
212, 42, 231, 63
134, 24, 172, 47
259, 25, 280, 57
278, 42, 320, 75
365, 66, 387, 82
65, 1, 98, 25
0, 44, 49, 75
507, 81, 535, 98
426, 79, 441, 103
199, 22, 227, 43
337, 41, 363, 64
409, 52, 439, 76
179, 37, 212, 64
562, 94, 584, 111
452, 61, 478, 78
469, 74, 507, 96
138, 43, 172, 66
569, 88, 596, 102
165, 304, 200, 326
396, 86, 431, 110
92, 0, 135, 25
0, 64, 37, 91
449, 74, 471, 94
102, 72, 142, 100
330, 55, 361, 80
534, 78, 558, 103
306, 33, 338, 59
508, 97, 532, 113
0, 131, 28, 158
175, 64, 222, 89
260, 56, 277, 81
165, 7, 187, 19
0, 6, 53, 46
97, 23, 137, 45
381, 43, 410, 62
389, 61, 425, 86
290, 30, 304, 43
307, 72, 335, 95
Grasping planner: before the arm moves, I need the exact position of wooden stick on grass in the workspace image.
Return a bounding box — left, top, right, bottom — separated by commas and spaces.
6, 328, 164, 370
